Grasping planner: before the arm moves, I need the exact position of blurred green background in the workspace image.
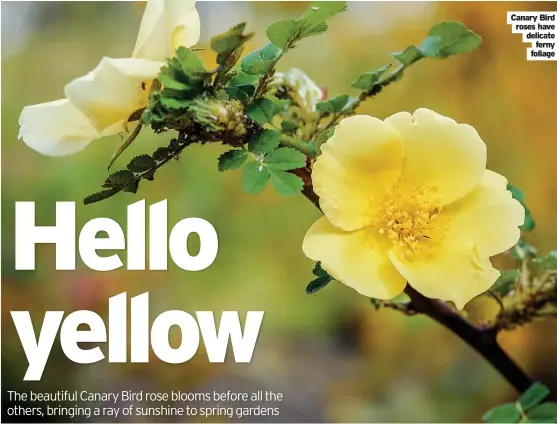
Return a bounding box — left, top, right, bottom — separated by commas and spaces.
2, 1, 557, 422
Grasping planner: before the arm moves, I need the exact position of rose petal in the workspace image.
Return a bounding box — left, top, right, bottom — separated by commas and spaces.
385, 108, 487, 206
64, 57, 163, 132
18, 99, 113, 156
303, 216, 407, 299
314, 115, 404, 231
389, 244, 500, 310
444, 170, 524, 258
132, 0, 200, 62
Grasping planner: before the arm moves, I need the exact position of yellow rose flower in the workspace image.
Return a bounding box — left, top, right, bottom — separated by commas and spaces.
302, 108, 525, 309
19, 0, 200, 156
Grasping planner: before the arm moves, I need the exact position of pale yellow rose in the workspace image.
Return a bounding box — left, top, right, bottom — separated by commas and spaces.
302, 108, 525, 309
19, 0, 200, 156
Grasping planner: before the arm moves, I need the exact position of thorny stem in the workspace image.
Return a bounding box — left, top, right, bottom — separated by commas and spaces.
122, 133, 194, 188
404, 286, 534, 393
489, 285, 557, 332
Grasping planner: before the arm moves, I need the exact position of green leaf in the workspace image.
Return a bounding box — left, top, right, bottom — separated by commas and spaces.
306, 275, 332, 294
351, 65, 391, 90
242, 161, 270, 194
523, 210, 536, 232
298, 2, 347, 32
266, 18, 300, 49
420, 21, 482, 58
512, 239, 537, 260
127, 155, 156, 173
248, 129, 281, 154
527, 403, 557, 421
265, 147, 306, 170
316, 94, 349, 114
152, 147, 170, 162
246, 98, 278, 124
269, 170, 303, 196
143, 169, 156, 181
483, 403, 521, 423
265, 1, 347, 54
159, 96, 193, 110
519, 383, 551, 411
168, 138, 181, 152
212, 23, 254, 73
228, 70, 260, 86
312, 261, 329, 278
392, 45, 423, 66
241, 43, 282, 75
300, 21, 328, 38
211, 22, 253, 55
218, 150, 247, 171
492, 270, 519, 297
533, 251, 557, 269
103, 170, 134, 188
508, 184, 535, 231
306, 262, 333, 294
122, 180, 140, 194
157, 53, 206, 104
508, 185, 525, 202
83, 188, 122, 205
175, 46, 206, 74
157, 74, 191, 91
141, 106, 160, 126
225, 84, 255, 102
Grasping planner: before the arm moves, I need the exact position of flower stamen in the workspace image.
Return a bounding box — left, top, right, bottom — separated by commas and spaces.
375, 179, 449, 257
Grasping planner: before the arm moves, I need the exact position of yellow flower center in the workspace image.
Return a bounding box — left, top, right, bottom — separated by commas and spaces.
375, 180, 449, 257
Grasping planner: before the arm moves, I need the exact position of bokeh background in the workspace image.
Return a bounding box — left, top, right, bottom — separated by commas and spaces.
2, 1, 557, 422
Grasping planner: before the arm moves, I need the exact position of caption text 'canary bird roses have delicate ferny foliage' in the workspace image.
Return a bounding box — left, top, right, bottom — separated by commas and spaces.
18, 0, 200, 156
302, 109, 525, 309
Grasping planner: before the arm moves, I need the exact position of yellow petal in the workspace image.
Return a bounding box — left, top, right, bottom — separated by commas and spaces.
303, 216, 407, 299
444, 170, 525, 258
64, 57, 163, 132
385, 108, 486, 205
18, 99, 115, 156
132, 0, 200, 62
313, 115, 404, 231
171, 7, 201, 52
388, 245, 500, 310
